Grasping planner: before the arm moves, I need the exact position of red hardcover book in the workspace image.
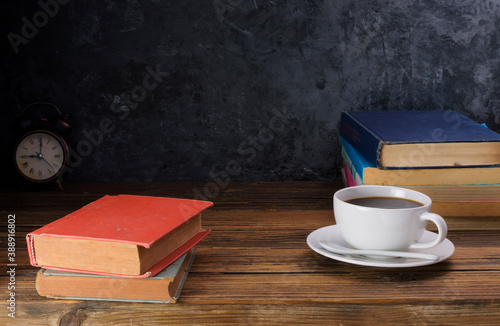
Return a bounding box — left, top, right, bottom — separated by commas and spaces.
27, 195, 212, 278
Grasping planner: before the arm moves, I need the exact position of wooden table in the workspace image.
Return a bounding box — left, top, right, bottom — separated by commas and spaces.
1, 181, 500, 325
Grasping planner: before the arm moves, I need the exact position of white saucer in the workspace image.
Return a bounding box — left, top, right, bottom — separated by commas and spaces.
307, 225, 455, 268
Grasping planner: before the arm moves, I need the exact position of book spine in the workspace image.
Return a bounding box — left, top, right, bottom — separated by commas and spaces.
341, 147, 363, 185
342, 162, 358, 187
340, 136, 375, 185
339, 112, 384, 167
26, 234, 38, 266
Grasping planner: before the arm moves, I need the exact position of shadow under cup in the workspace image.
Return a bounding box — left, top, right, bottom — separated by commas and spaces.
333, 185, 447, 252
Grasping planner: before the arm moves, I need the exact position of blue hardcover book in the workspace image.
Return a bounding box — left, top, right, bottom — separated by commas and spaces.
339, 110, 500, 169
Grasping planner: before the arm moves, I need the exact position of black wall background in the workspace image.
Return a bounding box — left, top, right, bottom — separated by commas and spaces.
1, 0, 499, 184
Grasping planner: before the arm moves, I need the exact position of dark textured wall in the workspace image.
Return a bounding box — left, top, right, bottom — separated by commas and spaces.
2, 0, 499, 184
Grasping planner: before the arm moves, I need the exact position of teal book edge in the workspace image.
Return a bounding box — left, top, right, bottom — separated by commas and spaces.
340, 136, 500, 187
340, 136, 372, 185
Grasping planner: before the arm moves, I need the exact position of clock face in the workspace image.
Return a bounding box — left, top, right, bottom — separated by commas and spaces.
14, 130, 68, 182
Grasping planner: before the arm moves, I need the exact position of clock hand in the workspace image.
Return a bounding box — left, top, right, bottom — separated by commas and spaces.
36, 152, 54, 169
20, 155, 38, 158
39, 136, 43, 154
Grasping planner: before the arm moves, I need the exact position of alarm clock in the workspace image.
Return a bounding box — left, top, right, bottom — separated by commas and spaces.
11, 102, 71, 188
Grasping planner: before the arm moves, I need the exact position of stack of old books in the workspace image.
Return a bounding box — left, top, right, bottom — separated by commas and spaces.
339, 110, 500, 216
27, 195, 212, 303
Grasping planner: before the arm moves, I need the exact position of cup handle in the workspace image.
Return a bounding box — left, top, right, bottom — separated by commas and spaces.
409, 212, 448, 250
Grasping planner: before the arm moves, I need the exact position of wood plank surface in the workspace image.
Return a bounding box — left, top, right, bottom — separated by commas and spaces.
1, 181, 499, 325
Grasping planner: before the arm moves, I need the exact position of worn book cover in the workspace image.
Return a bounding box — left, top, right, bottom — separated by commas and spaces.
339, 110, 500, 169
36, 249, 197, 303
340, 136, 500, 186
27, 195, 212, 278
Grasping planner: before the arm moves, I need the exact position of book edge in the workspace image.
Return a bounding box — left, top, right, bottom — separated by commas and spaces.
36, 249, 197, 303
171, 248, 197, 302
32, 229, 210, 278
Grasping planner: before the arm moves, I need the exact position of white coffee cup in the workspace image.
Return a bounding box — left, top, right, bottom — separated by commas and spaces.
333, 185, 447, 251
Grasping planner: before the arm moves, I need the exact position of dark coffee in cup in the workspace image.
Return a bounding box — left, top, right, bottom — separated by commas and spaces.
345, 196, 423, 209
